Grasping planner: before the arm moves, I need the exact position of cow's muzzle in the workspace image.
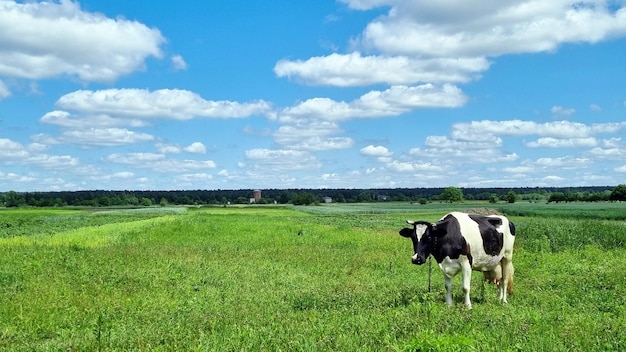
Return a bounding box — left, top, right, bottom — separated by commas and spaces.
411, 253, 426, 265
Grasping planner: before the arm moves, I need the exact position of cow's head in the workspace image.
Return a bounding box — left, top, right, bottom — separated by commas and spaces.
399, 220, 447, 265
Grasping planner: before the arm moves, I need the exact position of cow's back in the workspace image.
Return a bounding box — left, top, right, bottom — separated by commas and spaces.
448, 212, 505, 271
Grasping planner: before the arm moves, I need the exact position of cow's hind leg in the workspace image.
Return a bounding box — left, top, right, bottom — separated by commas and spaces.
444, 276, 453, 306
499, 258, 514, 304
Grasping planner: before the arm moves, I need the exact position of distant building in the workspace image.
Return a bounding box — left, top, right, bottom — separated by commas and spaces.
323, 196, 332, 203
252, 189, 262, 203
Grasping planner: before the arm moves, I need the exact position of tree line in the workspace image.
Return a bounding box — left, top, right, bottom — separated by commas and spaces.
1, 185, 625, 207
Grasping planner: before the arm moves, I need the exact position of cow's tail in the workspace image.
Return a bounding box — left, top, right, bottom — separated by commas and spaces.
506, 262, 514, 295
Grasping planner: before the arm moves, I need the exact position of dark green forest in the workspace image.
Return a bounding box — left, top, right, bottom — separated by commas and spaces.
1, 185, 625, 207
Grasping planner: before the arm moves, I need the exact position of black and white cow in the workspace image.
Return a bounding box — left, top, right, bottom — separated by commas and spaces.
399, 212, 515, 308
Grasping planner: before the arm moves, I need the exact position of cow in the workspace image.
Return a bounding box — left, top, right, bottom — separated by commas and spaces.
399, 212, 515, 308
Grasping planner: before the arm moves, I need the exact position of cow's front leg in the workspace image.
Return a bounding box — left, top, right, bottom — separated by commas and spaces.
461, 260, 473, 309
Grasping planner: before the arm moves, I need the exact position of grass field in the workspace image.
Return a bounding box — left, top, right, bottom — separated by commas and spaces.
0, 203, 625, 351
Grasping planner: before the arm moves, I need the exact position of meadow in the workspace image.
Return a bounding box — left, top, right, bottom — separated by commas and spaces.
0, 202, 624, 351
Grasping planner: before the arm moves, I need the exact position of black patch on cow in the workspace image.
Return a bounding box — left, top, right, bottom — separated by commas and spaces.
486, 217, 502, 227
465, 242, 473, 266
509, 220, 516, 237
428, 214, 471, 264
469, 215, 504, 256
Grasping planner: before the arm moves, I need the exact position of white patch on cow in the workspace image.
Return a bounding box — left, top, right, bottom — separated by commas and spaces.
414, 223, 428, 240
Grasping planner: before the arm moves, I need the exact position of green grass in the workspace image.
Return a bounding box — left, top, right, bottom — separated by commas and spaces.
0, 204, 625, 351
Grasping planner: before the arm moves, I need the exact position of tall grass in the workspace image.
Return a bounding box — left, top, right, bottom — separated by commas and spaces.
0, 205, 624, 351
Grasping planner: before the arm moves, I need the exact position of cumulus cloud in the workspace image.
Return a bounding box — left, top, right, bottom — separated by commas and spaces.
361, 145, 393, 163
184, 142, 207, 154
40, 110, 147, 129
275, 52, 490, 86
503, 156, 594, 174
360, 145, 392, 157
525, 137, 597, 148
55, 88, 272, 120
0, 138, 29, 159
0, 138, 90, 173
279, 84, 466, 122
171, 55, 188, 71
56, 128, 155, 147
551, 105, 576, 117
244, 149, 321, 171
0, 80, 10, 100
273, 120, 353, 151
106, 152, 217, 173
280, 0, 626, 90
348, 0, 626, 57
452, 120, 626, 139
385, 160, 443, 173
0, 0, 165, 82
271, 83, 464, 152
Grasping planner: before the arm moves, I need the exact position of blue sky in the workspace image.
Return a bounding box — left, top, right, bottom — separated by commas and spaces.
1, 0, 626, 192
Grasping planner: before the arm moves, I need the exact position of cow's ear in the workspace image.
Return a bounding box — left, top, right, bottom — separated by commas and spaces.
399, 228, 414, 238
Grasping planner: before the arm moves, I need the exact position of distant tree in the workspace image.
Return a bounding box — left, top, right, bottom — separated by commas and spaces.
610, 184, 626, 201
440, 187, 463, 203
548, 192, 566, 203
292, 192, 316, 205
505, 190, 517, 203
489, 194, 499, 203
4, 191, 24, 207
159, 197, 169, 207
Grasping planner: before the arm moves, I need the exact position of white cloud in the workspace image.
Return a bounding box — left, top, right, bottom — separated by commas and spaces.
503, 156, 593, 174
424, 135, 502, 149
171, 55, 188, 71
385, 160, 442, 173
360, 145, 393, 157
156, 143, 182, 154
55, 89, 272, 120
106, 152, 217, 172
275, 52, 490, 86
112, 172, 135, 179
178, 173, 213, 182
0, 138, 29, 159
551, 105, 576, 117
452, 120, 626, 139
543, 175, 566, 182
525, 137, 597, 148
185, 142, 207, 154
40, 110, 147, 129
285, 1, 626, 94
279, 84, 466, 122
589, 146, 626, 160
350, 1, 626, 58
273, 120, 353, 151
244, 149, 321, 171
0, 80, 10, 100
57, 128, 155, 147
615, 165, 626, 172
0, 0, 165, 82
